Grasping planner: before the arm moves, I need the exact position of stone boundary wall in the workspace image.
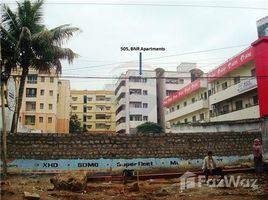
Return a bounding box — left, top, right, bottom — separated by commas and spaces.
6, 132, 261, 160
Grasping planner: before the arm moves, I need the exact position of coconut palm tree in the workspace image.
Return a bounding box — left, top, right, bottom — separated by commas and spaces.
1, 0, 80, 133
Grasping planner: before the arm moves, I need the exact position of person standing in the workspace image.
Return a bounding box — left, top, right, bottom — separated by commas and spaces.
253, 138, 264, 176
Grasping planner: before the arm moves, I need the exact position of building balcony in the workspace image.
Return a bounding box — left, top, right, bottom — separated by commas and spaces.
209, 77, 257, 105
115, 110, 126, 121
116, 98, 126, 110
210, 105, 259, 122
116, 122, 126, 132
166, 100, 209, 121
115, 86, 126, 98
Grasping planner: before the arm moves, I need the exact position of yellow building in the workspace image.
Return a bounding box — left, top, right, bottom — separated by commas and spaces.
70, 90, 116, 134
17, 69, 70, 133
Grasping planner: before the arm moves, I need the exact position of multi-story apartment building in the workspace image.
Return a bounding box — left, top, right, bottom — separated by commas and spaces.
164, 78, 209, 127
18, 69, 70, 133
163, 36, 268, 128
115, 70, 157, 134
70, 90, 116, 134
155, 63, 196, 128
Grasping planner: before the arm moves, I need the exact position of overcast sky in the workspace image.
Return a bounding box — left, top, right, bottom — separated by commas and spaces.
4, 0, 268, 89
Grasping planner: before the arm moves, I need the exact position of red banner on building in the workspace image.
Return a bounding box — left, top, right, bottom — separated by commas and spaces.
207, 47, 254, 83
163, 79, 201, 107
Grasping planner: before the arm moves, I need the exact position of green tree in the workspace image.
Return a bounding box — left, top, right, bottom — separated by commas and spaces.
136, 122, 163, 134
69, 114, 83, 134
1, 0, 80, 133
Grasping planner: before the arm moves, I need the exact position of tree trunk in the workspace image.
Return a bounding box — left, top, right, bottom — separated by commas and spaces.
1, 80, 8, 178
10, 67, 29, 133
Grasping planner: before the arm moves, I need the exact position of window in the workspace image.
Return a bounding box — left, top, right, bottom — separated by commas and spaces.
96, 123, 107, 129
40, 89, 45, 96
222, 82, 228, 90
27, 75, 37, 84
184, 118, 188, 123
177, 105, 180, 109
41, 77, 45, 82
87, 97, 93, 101
72, 106, 77, 110
130, 115, 142, 121
83, 106, 87, 113
178, 79, 184, 84
39, 117, 43, 123
49, 104, 53, 110
129, 89, 141, 95
40, 103, 44, 109
129, 76, 147, 83
83, 95, 87, 103
130, 102, 142, 108
192, 116, 196, 122
253, 95, 258, 105
143, 116, 148, 121
83, 115, 87, 122
26, 102, 36, 111
106, 106, 111, 110
96, 95, 106, 101
105, 97, 111, 101
50, 77, 54, 83
143, 90, 148, 95
26, 88, 37, 97
191, 98, 195, 103
204, 92, 207, 100
96, 105, 105, 111
87, 115, 92, 120
251, 69, 256, 77
96, 114, 106, 119
166, 78, 178, 84
234, 76, 240, 84
208, 90, 212, 97
49, 90, 53, 96
170, 107, 175, 112
235, 100, 243, 110
200, 113, 205, 120
222, 105, 229, 114
72, 97, 78, 101
87, 106, 92, 110
166, 90, 176, 96
25, 115, 35, 125
143, 103, 148, 108
184, 101, 187, 107
87, 125, 92, 129
48, 117, 52, 123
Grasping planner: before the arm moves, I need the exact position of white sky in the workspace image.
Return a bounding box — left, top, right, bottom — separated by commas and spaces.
4, 0, 268, 89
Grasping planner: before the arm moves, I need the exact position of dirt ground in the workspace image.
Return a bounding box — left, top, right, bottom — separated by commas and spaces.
1, 172, 268, 200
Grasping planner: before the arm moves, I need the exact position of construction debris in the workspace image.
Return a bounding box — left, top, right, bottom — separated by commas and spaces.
50, 173, 87, 192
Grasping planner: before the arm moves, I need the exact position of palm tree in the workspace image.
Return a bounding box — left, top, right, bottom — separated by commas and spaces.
1, 0, 80, 133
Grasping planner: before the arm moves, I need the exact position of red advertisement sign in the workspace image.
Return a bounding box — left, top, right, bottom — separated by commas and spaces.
163, 79, 201, 107
207, 47, 254, 83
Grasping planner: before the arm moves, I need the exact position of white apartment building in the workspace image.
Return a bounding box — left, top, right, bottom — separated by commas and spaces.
156, 63, 196, 128
115, 70, 157, 134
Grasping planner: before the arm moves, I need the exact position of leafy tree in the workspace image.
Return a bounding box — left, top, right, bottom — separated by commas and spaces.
1, 0, 80, 132
136, 122, 163, 134
69, 115, 83, 134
